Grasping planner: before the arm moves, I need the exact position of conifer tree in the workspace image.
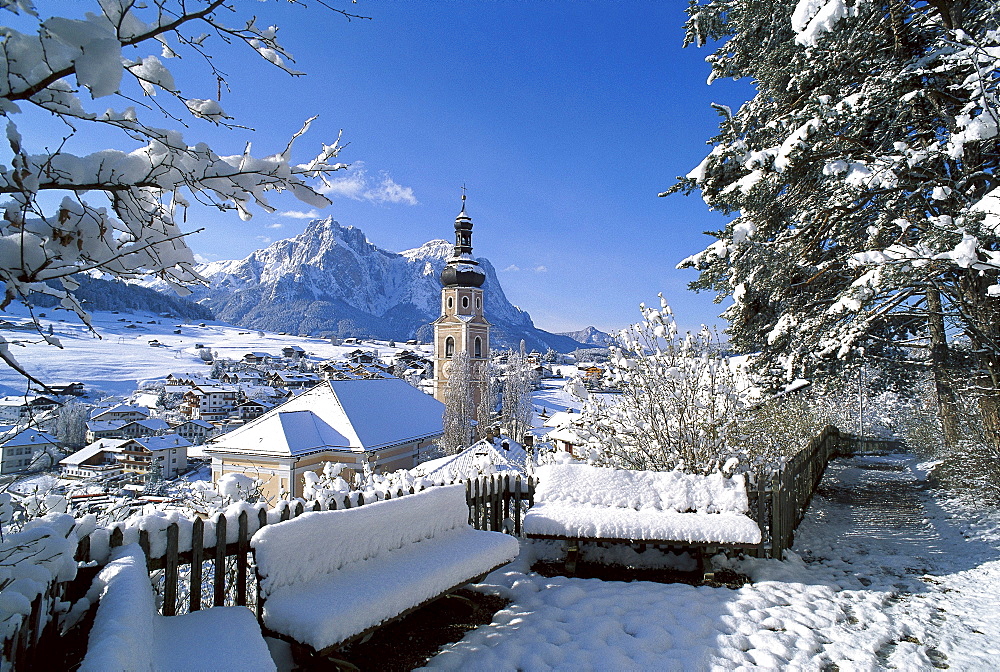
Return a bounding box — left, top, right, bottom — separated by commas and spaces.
668, 0, 1000, 444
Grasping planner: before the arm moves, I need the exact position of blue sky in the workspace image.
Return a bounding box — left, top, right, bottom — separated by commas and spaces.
35, 1, 757, 335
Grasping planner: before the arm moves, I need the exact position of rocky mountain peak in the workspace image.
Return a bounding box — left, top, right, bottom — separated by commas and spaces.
154, 219, 587, 352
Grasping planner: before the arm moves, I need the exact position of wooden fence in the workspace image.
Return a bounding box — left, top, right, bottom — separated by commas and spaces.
758, 425, 843, 558
5, 430, 898, 669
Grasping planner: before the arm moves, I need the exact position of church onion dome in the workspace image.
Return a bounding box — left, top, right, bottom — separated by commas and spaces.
441, 200, 486, 288
441, 262, 485, 288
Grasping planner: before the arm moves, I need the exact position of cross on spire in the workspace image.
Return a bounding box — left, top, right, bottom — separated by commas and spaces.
461, 183, 467, 211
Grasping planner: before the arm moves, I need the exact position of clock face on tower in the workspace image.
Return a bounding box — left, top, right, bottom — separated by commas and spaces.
441, 361, 453, 376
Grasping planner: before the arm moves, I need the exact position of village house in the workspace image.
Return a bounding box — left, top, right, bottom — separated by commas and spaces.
164, 372, 211, 388
205, 378, 445, 501
235, 399, 276, 421
47, 382, 85, 396
119, 434, 191, 481
0, 429, 59, 475
414, 438, 528, 481
242, 352, 274, 365
171, 419, 215, 443
345, 349, 378, 365
583, 365, 605, 387
120, 418, 171, 439
220, 369, 267, 386
90, 404, 150, 423
281, 345, 306, 360
267, 371, 322, 390
180, 385, 241, 421
541, 410, 588, 455
59, 439, 128, 479
0, 395, 59, 423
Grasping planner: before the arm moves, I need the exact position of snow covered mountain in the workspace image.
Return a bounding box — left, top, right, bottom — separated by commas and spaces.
161, 218, 586, 352
557, 326, 614, 347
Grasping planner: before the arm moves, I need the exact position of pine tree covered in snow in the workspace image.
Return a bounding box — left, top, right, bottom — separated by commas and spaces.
668, 0, 1000, 444
0, 0, 356, 387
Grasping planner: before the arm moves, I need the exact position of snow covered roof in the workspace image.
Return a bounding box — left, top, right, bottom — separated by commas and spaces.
543, 410, 581, 428
0, 395, 56, 407
133, 418, 170, 430
192, 385, 239, 394
59, 438, 128, 466
86, 420, 125, 433
2, 429, 59, 448
174, 419, 214, 429
208, 378, 445, 458
546, 426, 585, 444
415, 438, 528, 480
91, 404, 151, 420
219, 410, 353, 457
125, 435, 192, 452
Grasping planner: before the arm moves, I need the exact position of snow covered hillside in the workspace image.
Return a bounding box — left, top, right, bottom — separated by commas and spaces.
145, 218, 586, 353
0, 304, 422, 398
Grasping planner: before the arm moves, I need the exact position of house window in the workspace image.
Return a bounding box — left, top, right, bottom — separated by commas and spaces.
445, 337, 455, 358
475, 337, 482, 358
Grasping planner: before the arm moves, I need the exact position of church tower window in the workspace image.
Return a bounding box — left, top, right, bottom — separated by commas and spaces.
445, 337, 455, 358
474, 337, 482, 358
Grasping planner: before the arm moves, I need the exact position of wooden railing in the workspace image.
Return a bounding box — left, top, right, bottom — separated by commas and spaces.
757, 425, 843, 558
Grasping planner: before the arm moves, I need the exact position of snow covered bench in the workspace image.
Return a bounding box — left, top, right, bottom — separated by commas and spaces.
79, 544, 275, 672
523, 464, 763, 579
251, 484, 519, 661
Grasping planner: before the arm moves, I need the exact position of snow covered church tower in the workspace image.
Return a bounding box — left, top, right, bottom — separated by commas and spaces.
433, 195, 490, 406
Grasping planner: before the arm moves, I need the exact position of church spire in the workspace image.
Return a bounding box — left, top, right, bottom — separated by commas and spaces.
440, 189, 485, 288
453, 188, 474, 258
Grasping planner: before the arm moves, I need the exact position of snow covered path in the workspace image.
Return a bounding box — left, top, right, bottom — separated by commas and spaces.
425, 453, 1000, 670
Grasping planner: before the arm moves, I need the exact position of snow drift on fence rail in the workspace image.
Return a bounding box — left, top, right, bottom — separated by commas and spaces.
532, 464, 751, 514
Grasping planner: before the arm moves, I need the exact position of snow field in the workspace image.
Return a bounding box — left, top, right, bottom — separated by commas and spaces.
0, 303, 430, 397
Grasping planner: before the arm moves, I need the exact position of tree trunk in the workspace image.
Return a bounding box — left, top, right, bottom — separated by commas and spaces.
976, 360, 1000, 450
926, 287, 961, 447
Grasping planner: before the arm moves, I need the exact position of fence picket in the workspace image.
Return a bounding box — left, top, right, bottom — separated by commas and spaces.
163, 523, 178, 616
213, 514, 226, 607
138, 529, 150, 569
513, 475, 522, 536
191, 517, 204, 612
236, 511, 248, 607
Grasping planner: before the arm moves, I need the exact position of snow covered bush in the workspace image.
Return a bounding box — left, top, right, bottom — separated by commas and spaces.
501, 347, 535, 444
573, 296, 750, 473
301, 462, 351, 504
0, 1, 355, 386
0, 512, 90, 655
442, 351, 477, 454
